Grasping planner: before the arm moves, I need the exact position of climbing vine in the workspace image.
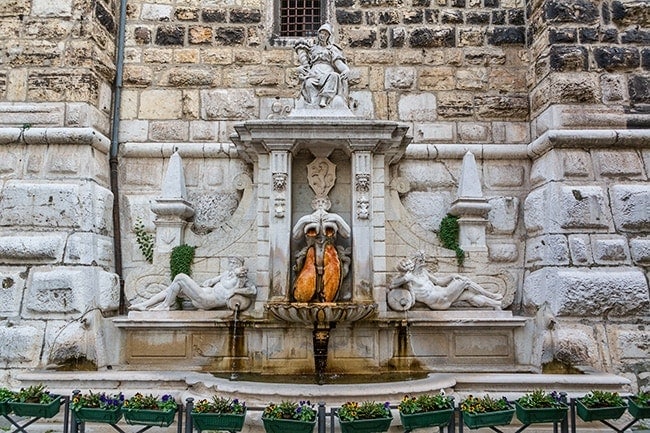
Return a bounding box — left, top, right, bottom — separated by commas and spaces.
438, 214, 465, 266
133, 217, 154, 264
170, 244, 196, 279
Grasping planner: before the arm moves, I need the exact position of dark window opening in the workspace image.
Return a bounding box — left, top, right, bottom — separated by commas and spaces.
279, 0, 322, 37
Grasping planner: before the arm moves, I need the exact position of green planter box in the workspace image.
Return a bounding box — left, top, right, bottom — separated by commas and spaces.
338, 416, 393, 433
192, 410, 246, 432
628, 397, 650, 419
262, 417, 316, 433
575, 399, 627, 422
0, 401, 11, 416
514, 401, 568, 424
74, 407, 123, 424
9, 395, 61, 419
399, 408, 454, 430
462, 407, 515, 430
123, 408, 176, 427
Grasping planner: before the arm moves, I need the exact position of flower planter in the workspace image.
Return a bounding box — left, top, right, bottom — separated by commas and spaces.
399, 408, 454, 430
9, 395, 61, 419
575, 399, 627, 422
628, 397, 650, 419
462, 407, 515, 430
262, 417, 316, 433
74, 407, 123, 424
0, 401, 11, 416
123, 408, 176, 427
338, 416, 393, 433
193, 410, 246, 432
514, 401, 568, 424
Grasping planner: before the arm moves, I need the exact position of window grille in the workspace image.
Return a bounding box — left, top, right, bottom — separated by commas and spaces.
279, 0, 322, 37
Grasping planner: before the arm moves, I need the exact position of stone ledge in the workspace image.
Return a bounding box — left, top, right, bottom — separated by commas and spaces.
0, 127, 110, 153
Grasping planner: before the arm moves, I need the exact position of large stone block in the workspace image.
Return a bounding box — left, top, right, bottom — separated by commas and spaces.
568, 234, 593, 265
0, 233, 66, 263
591, 235, 631, 265
610, 184, 650, 232
523, 268, 649, 316
0, 267, 26, 316
25, 267, 120, 317
201, 89, 258, 120
525, 234, 569, 267
0, 181, 113, 232
64, 233, 115, 268
630, 238, 650, 265
487, 197, 519, 234
398, 93, 436, 121
524, 184, 612, 234
530, 150, 593, 185
0, 321, 45, 367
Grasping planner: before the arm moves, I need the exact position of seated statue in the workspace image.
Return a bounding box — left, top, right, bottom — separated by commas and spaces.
294, 23, 350, 109
129, 257, 257, 311
389, 253, 502, 310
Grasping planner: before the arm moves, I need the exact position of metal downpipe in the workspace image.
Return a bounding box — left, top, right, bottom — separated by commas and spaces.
111, 0, 128, 314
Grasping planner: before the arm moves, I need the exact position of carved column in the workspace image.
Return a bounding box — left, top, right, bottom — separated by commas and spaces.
351, 150, 372, 300
269, 149, 292, 300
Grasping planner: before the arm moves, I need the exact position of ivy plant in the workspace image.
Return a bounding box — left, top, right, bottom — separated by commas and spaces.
170, 244, 196, 279
438, 214, 465, 266
133, 217, 154, 263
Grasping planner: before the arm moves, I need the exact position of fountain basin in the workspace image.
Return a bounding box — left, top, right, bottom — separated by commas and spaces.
265, 302, 377, 325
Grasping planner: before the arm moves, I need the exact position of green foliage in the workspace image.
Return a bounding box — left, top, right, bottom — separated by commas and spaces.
631, 390, 650, 407
398, 392, 454, 414
263, 400, 316, 422
133, 218, 154, 263
170, 244, 196, 279
15, 384, 55, 404
338, 401, 392, 421
123, 393, 177, 411
517, 390, 565, 408
438, 214, 465, 266
193, 396, 245, 414
580, 390, 626, 408
460, 395, 510, 414
71, 391, 124, 411
0, 387, 15, 402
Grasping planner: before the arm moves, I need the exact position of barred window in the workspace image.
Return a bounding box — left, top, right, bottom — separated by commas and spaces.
279, 0, 323, 37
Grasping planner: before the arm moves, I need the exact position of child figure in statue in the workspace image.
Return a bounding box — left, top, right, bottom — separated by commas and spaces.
292, 197, 351, 303
294, 23, 350, 109
129, 257, 257, 311
390, 253, 503, 310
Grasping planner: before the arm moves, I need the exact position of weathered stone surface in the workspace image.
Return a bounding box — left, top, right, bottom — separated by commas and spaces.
437, 92, 473, 117
613, 325, 650, 361
215, 27, 245, 45
409, 27, 455, 47
141, 4, 172, 21
487, 197, 520, 234
419, 67, 456, 90
139, 89, 182, 118
594, 47, 640, 71
202, 9, 226, 23
545, 0, 599, 23
487, 243, 519, 262
0, 234, 66, 263
630, 238, 650, 265
525, 234, 570, 267
412, 122, 454, 141
0, 322, 44, 367
524, 184, 612, 233
487, 27, 525, 45
0, 267, 25, 316
201, 89, 258, 119
568, 234, 593, 265
611, 0, 650, 27
155, 25, 185, 45
610, 184, 650, 232
398, 93, 436, 121
31, 0, 72, 17
25, 267, 120, 316
230, 9, 261, 23
64, 233, 114, 268
629, 74, 650, 104
476, 95, 528, 119
458, 122, 490, 141
550, 46, 588, 71
0, 182, 113, 232
400, 191, 452, 231
150, 120, 189, 141
336, 9, 362, 24
385, 67, 416, 89
594, 150, 644, 178
524, 268, 649, 316
188, 26, 213, 44
591, 235, 631, 265
167, 68, 215, 86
